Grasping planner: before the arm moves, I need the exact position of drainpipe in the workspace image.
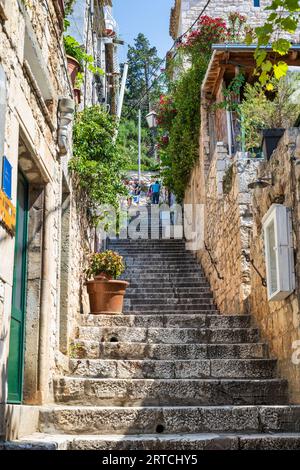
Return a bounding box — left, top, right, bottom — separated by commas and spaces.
37, 183, 52, 404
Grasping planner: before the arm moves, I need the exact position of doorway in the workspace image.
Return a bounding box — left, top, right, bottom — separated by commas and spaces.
7, 171, 29, 403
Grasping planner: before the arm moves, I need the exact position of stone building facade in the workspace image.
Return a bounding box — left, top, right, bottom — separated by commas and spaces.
68, 0, 120, 113
0, 0, 93, 439
170, 0, 272, 40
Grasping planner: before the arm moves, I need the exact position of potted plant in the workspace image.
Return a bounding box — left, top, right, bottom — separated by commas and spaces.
85, 250, 129, 315
63, 35, 104, 88
239, 78, 300, 160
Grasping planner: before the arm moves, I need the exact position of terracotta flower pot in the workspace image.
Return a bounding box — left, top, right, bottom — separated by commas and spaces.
86, 279, 129, 314
67, 55, 80, 88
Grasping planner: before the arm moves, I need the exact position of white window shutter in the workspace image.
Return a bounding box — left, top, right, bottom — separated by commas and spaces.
262, 204, 295, 301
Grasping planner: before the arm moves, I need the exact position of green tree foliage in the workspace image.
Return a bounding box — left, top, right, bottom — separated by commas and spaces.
124, 33, 165, 116
69, 106, 128, 208
120, 33, 165, 170
116, 119, 159, 171
248, 0, 300, 88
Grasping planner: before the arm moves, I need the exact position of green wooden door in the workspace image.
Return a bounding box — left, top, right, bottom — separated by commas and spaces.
7, 172, 29, 403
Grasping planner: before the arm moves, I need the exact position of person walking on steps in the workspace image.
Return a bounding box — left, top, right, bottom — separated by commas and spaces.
151, 180, 161, 205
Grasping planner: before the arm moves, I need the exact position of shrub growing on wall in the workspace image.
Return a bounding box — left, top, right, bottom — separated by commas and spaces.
69, 106, 128, 209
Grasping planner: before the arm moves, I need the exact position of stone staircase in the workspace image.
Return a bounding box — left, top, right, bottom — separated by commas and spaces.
4, 211, 300, 450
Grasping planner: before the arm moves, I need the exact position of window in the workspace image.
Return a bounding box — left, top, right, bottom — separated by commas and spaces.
254, 0, 260, 6
263, 204, 295, 301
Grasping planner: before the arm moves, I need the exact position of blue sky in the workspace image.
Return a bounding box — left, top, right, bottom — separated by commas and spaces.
114, 0, 174, 63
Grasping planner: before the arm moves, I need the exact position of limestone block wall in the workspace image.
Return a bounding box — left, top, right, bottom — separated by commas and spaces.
249, 129, 300, 403
176, 0, 271, 38
192, 145, 260, 314
0, 0, 92, 428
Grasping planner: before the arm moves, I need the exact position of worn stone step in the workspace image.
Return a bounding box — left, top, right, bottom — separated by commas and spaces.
126, 309, 220, 315
4, 432, 300, 450
124, 303, 217, 311
81, 314, 251, 329
128, 282, 211, 289
67, 358, 277, 379
123, 254, 196, 260
124, 268, 204, 274
71, 340, 269, 360
38, 405, 300, 435
122, 274, 208, 281
125, 295, 214, 302
77, 326, 260, 344
53, 377, 288, 406
126, 287, 212, 294
124, 297, 214, 304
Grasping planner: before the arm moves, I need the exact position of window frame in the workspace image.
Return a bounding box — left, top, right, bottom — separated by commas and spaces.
262, 204, 295, 301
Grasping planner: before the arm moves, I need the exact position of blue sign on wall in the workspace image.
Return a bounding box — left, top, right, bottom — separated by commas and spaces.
2, 156, 12, 199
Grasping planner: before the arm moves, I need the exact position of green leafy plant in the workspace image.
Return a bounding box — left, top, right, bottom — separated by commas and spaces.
214, 73, 246, 112
64, 35, 104, 76
74, 72, 84, 89
85, 251, 125, 280
65, 0, 76, 16
246, 0, 300, 88
239, 77, 300, 150
69, 106, 128, 208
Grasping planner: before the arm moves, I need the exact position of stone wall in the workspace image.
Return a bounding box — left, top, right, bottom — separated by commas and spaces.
193, 145, 260, 315
172, 0, 271, 39
186, 127, 300, 402
0, 0, 92, 437
249, 129, 300, 403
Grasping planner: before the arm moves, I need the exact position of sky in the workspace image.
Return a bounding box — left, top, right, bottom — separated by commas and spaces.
113, 0, 174, 63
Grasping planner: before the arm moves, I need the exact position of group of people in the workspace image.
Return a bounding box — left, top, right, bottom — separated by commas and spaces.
126, 178, 161, 207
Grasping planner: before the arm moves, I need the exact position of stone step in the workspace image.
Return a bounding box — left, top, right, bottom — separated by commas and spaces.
122, 274, 208, 281
4, 432, 300, 451
123, 254, 196, 259
67, 358, 277, 379
38, 405, 300, 435
71, 340, 269, 360
81, 314, 252, 329
77, 326, 260, 344
123, 304, 218, 312
128, 282, 211, 289
125, 309, 220, 315
123, 269, 206, 276
53, 377, 288, 406
124, 297, 214, 304
125, 294, 214, 301
126, 286, 212, 293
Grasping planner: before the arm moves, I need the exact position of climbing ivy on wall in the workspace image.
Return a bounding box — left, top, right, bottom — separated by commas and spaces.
157, 16, 230, 202
159, 56, 208, 202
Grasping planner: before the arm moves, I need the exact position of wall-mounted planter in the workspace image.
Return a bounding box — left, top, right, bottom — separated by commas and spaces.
262, 128, 285, 161
66, 55, 80, 88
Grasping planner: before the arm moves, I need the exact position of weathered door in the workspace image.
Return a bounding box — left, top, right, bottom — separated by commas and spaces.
7, 171, 28, 403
